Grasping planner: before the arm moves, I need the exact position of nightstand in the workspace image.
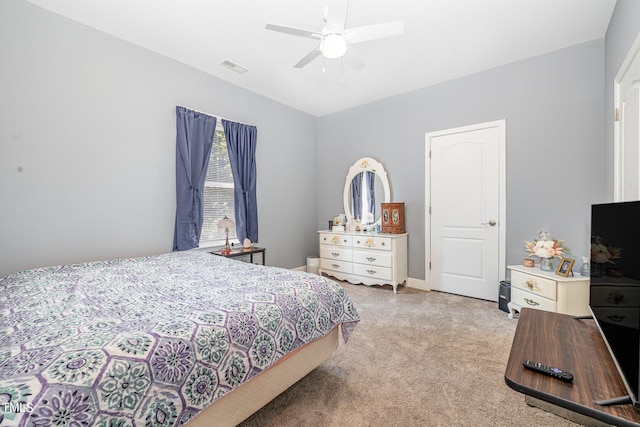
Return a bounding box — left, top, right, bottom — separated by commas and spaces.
210, 246, 266, 265
507, 265, 590, 319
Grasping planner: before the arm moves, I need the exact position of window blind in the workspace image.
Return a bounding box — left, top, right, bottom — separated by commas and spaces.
200, 126, 237, 244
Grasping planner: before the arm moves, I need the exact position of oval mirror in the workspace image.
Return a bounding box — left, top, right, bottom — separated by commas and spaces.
343, 157, 391, 225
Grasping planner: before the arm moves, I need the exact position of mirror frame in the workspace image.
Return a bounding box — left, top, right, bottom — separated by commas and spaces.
343, 157, 391, 225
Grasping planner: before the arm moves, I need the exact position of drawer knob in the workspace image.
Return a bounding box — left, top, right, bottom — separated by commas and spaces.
524, 298, 540, 306
606, 314, 626, 322
331, 252, 340, 257
367, 269, 376, 275
332, 263, 340, 269
381, 242, 386, 246
366, 257, 376, 262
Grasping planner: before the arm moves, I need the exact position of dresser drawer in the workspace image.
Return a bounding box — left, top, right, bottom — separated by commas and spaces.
320, 258, 353, 274
353, 263, 392, 281
591, 285, 640, 308
591, 307, 639, 329
319, 233, 352, 247
352, 236, 392, 251
511, 287, 556, 313
352, 249, 392, 267
320, 246, 353, 262
511, 270, 557, 301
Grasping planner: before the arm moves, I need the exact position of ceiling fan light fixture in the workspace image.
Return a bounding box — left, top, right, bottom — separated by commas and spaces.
320, 34, 347, 59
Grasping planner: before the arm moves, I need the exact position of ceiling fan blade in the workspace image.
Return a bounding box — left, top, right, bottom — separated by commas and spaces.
344, 45, 365, 71
325, 0, 349, 30
265, 23, 322, 39
294, 47, 322, 68
345, 21, 404, 43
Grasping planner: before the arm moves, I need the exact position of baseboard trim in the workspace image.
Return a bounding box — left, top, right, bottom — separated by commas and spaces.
406, 277, 430, 291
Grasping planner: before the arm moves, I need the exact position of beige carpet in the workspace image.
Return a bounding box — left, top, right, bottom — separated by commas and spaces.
239, 282, 579, 427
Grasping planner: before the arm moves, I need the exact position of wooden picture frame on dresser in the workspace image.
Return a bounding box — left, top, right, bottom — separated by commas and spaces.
555, 257, 575, 277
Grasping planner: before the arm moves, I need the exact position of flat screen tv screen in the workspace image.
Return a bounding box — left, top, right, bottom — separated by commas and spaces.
590, 201, 640, 407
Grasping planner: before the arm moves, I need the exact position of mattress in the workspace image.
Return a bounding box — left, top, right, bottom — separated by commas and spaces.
0, 251, 360, 426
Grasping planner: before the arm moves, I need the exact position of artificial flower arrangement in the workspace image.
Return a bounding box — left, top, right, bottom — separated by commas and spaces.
590, 235, 622, 264
524, 231, 570, 270
524, 231, 570, 259
590, 235, 623, 277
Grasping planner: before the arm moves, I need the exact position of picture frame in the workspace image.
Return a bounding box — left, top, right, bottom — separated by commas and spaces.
555, 257, 575, 277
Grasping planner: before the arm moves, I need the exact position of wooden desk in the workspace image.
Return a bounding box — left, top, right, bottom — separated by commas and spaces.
210, 246, 266, 265
505, 308, 640, 426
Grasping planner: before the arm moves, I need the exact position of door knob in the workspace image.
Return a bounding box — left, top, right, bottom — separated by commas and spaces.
482, 220, 497, 226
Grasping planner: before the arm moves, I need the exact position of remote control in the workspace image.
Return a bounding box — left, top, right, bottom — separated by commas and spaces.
522, 360, 573, 382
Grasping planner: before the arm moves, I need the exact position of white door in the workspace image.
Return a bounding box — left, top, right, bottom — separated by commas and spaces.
425, 121, 505, 301
615, 32, 640, 202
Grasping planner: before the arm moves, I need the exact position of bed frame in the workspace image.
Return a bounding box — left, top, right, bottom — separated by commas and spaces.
188, 326, 340, 426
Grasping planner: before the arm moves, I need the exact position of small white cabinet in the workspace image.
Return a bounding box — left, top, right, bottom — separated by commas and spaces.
507, 265, 590, 319
319, 231, 408, 293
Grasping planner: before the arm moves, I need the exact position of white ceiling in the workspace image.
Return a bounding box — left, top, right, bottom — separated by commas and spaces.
26, 0, 616, 117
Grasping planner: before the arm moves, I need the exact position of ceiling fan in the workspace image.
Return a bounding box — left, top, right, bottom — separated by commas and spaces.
265, 0, 403, 70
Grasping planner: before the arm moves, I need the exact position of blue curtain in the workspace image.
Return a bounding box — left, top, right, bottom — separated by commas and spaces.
351, 172, 362, 221
366, 171, 375, 221
173, 107, 217, 251
223, 119, 258, 243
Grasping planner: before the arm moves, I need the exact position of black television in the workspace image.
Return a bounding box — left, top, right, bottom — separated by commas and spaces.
589, 201, 640, 407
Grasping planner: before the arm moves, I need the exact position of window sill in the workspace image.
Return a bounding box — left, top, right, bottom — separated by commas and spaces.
193, 240, 240, 252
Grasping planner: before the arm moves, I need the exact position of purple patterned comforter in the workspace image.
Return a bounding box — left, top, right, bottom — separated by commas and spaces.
0, 251, 359, 426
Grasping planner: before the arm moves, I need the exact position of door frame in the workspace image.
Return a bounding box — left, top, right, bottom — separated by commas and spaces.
424, 120, 507, 290
614, 31, 640, 202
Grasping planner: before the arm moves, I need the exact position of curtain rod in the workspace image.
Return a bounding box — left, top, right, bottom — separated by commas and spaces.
178, 105, 255, 128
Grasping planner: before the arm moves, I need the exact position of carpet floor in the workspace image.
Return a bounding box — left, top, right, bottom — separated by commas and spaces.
239, 282, 579, 427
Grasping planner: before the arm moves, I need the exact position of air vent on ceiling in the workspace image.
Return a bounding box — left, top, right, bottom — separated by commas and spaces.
220, 60, 248, 74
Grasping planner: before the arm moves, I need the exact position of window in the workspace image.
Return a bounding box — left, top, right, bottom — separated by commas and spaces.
199, 122, 236, 246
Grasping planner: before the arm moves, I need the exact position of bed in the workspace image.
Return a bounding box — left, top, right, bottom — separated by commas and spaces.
0, 251, 360, 426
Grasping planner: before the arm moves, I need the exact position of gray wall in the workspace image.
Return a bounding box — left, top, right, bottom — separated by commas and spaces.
604, 0, 640, 199
0, 0, 318, 277
318, 40, 606, 281
2, 0, 635, 283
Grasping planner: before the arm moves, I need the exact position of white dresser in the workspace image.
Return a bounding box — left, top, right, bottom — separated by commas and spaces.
590, 279, 640, 330
318, 231, 408, 293
507, 265, 590, 319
